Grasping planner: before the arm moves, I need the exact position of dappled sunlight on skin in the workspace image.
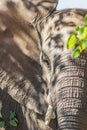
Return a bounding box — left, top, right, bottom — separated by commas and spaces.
0, 37, 47, 114
0, 0, 58, 130
35, 8, 87, 129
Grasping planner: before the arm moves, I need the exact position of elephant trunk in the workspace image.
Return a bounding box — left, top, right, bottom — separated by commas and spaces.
48, 52, 87, 129
57, 84, 87, 129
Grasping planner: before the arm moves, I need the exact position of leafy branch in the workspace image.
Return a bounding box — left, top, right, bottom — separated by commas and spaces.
67, 14, 87, 58
0, 111, 18, 128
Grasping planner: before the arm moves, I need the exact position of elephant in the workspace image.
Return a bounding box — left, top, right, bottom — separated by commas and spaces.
31, 8, 87, 130
0, 0, 57, 130
1, 0, 87, 130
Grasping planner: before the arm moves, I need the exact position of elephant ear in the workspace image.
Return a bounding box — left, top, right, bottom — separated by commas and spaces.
1, 0, 57, 23
0, 0, 57, 114
0, 1, 58, 129
21, 0, 57, 22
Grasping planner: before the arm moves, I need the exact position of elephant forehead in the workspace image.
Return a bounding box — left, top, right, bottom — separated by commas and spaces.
41, 9, 86, 53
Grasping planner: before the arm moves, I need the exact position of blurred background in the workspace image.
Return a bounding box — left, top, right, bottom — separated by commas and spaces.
57, 0, 87, 10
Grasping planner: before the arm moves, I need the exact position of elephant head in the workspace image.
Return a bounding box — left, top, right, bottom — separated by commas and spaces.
33, 8, 87, 130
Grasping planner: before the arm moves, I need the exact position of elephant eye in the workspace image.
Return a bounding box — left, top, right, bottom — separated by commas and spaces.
41, 53, 50, 67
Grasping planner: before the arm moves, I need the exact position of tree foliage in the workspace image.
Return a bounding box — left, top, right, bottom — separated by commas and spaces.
67, 14, 87, 58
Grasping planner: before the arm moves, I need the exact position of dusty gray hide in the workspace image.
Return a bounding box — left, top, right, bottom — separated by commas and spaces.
34, 9, 87, 130
0, 0, 58, 130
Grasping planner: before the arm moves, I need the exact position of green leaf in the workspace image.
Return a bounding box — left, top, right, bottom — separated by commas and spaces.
84, 14, 87, 25
77, 26, 87, 40
10, 111, 16, 120
80, 39, 87, 50
77, 26, 83, 39
67, 34, 76, 49
78, 41, 84, 52
82, 26, 87, 39
9, 120, 17, 127
75, 26, 80, 31
0, 121, 5, 128
72, 47, 81, 58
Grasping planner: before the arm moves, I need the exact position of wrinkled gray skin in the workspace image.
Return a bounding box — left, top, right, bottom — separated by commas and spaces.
0, 0, 57, 130
35, 9, 87, 130
1, 0, 87, 130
